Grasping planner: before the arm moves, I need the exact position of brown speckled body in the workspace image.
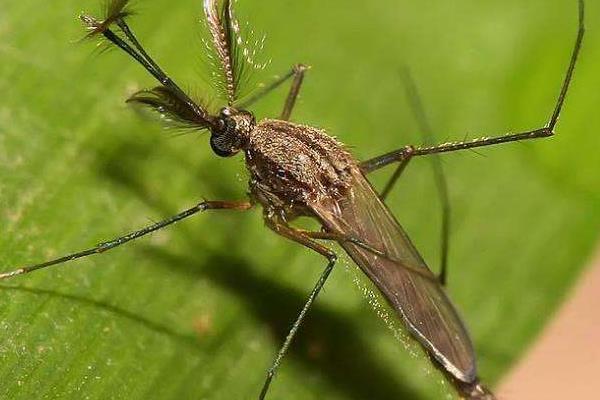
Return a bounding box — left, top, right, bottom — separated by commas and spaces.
239, 117, 480, 389
245, 119, 356, 220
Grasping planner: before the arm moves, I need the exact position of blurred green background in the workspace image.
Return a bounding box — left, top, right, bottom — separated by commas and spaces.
1, 0, 599, 399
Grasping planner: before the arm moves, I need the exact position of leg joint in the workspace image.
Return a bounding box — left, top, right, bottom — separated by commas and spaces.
293, 63, 310, 73
402, 145, 416, 157
326, 252, 338, 264
541, 127, 554, 137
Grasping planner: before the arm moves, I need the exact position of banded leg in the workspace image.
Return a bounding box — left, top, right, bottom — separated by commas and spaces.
0, 200, 252, 280
238, 63, 310, 120
259, 220, 337, 400
361, 0, 584, 170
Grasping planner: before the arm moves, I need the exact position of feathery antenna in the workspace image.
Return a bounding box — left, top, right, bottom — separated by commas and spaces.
81, 0, 217, 130
203, 0, 268, 105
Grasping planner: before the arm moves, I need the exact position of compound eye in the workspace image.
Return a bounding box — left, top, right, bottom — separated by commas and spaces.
210, 131, 238, 157
215, 118, 226, 131
225, 117, 236, 131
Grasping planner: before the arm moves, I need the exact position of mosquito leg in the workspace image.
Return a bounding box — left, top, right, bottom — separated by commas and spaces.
238, 64, 309, 120
0, 200, 252, 280
373, 144, 449, 293
237, 68, 299, 108
360, 145, 415, 199
361, 0, 584, 166
258, 220, 337, 400
359, 0, 584, 285
295, 228, 437, 282
400, 69, 451, 285
360, 0, 584, 281
279, 64, 309, 121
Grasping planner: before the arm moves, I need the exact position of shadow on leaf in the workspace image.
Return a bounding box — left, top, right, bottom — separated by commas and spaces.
86, 127, 430, 399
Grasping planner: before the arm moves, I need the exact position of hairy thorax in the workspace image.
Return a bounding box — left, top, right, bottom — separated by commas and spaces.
244, 119, 356, 219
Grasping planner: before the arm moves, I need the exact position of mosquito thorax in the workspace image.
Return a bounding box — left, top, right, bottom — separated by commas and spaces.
209, 107, 256, 157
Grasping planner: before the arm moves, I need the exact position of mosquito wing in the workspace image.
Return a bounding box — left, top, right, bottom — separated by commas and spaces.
310, 166, 477, 383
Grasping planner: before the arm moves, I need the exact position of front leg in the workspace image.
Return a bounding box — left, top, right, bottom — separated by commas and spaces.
238, 64, 310, 121
0, 200, 252, 280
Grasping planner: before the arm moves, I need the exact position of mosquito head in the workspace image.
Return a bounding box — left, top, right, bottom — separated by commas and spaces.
210, 107, 256, 157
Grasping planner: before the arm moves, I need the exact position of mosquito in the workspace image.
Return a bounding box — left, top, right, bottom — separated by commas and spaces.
1, 0, 584, 399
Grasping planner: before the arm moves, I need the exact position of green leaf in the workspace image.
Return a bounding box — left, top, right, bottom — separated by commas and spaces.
1, 0, 598, 399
